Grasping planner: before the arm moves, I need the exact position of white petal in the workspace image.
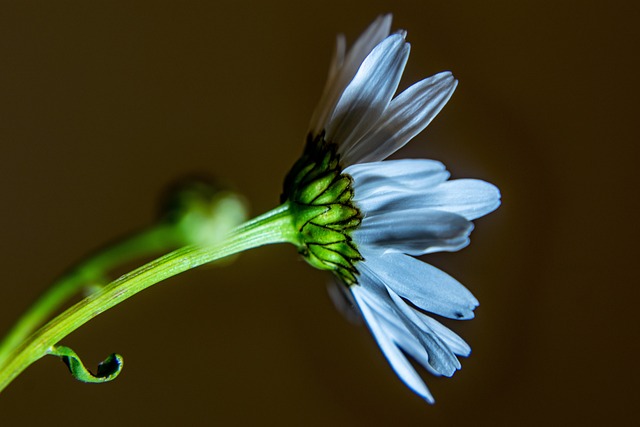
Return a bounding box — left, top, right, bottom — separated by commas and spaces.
352, 279, 431, 369
345, 159, 450, 200
360, 250, 479, 320
328, 34, 410, 153
356, 179, 501, 221
419, 316, 471, 357
361, 279, 471, 357
351, 284, 435, 403
327, 34, 346, 82
308, 34, 346, 137
380, 319, 442, 377
340, 14, 393, 80
355, 284, 441, 378
309, 14, 392, 136
423, 179, 501, 220
355, 209, 473, 255
385, 286, 461, 376
326, 281, 362, 325
357, 275, 461, 377
343, 72, 458, 164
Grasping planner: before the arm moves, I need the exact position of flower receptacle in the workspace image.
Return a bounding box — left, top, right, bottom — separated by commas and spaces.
282, 135, 363, 285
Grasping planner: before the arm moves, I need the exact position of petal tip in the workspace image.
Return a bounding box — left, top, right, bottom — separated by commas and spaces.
422, 392, 436, 405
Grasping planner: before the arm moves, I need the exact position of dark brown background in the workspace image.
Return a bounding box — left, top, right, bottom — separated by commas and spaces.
0, 1, 637, 425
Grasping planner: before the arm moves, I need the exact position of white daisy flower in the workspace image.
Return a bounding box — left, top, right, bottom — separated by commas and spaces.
280, 15, 501, 403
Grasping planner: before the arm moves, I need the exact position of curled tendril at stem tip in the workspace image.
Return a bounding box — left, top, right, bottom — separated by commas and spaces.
48, 345, 123, 384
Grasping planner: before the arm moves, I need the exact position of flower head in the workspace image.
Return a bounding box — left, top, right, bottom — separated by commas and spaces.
281, 15, 500, 403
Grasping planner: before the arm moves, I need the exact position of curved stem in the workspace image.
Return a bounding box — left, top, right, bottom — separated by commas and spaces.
0, 224, 178, 366
0, 203, 296, 393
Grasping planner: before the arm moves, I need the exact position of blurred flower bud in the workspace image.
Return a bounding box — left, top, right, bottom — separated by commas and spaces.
159, 176, 248, 246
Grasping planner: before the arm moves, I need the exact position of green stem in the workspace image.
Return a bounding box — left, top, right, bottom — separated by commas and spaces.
0, 203, 297, 393
0, 224, 178, 366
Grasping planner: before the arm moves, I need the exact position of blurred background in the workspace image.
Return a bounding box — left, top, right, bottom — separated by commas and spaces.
0, 1, 637, 425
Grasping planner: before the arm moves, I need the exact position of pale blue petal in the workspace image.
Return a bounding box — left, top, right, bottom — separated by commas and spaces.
326, 281, 362, 325
354, 271, 466, 379
426, 179, 501, 220
386, 286, 461, 376
419, 315, 471, 357
381, 320, 442, 377
328, 34, 410, 154
309, 14, 392, 136
356, 178, 501, 221
343, 71, 458, 164
352, 283, 435, 403
345, 159, 450, 200
327, 34, 346, 82
361, 278, 471, 357
340, 14, 392, 78
355, 209, 473, 255
354, 283, 438, 377
360, 250, 479, 320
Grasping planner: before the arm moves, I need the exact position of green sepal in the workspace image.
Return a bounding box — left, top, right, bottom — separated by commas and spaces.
49, 345, 123, 383
308, 244, 356, 272
297, 170, 340, 204
323, 241, 363, 261
281, 133, 339, 203
324, 216, 361, 231
308, 240, 362, 285
313, 176, 353, 205
314, 204, 360, 226
306, 245, 358, 285
301, 223, 348, 245
291, 205, 331, 230
282, 133, 364, 285
283, 161, 316, 200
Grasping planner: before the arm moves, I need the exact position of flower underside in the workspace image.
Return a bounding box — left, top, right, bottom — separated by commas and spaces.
281, 133, 363, 285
